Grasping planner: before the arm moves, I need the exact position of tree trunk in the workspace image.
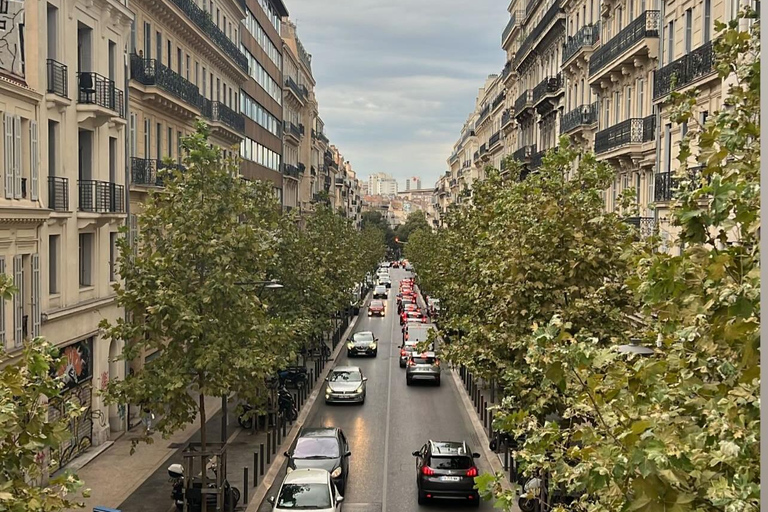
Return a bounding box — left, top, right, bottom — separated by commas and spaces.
199, 392, 207, 512
199, 392, 207, 451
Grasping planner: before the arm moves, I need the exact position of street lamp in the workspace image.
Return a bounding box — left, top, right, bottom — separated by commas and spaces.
221, 279, 284, 443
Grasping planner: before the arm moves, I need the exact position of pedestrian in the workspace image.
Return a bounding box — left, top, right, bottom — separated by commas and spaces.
141, 404, 155, 435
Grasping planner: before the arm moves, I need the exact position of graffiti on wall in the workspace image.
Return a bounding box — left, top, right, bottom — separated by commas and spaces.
0, 0, 24, 78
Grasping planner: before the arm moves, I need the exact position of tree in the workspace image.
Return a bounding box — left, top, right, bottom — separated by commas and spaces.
394, 210, 431, 244
361, 210, 396, 255
102, 122, 293, 453
0, 277, 88, 512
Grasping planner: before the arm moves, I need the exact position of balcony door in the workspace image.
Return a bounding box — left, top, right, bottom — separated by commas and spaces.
144, 22, 151, 59
78, 130, 93, 181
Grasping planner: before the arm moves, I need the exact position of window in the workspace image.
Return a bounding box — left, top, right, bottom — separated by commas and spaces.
685, 9, 692, 53
156, 31, 162, 64
625, 86, 632, 119
186, 54, 190, 80
241, 45, 282, 105
3, 113, 22, 200
664, 123, 672, 171
144, 117, 150, 158
130, 113, 137, 157
177, 47, 182, 74
202, 67, 207, 97
49, 235, 59, 294
704, 0, 712, 41
156, 122, 161, 160
143, 22, 151, 58
667, 21, 675, 62
604, 98, 611, 127
79, 233, 93, 287
195, 61, 199, 86
637, 79, 645, 117
109, 232, 117, 282
167, 127, 172, 157
681, 121, 688, 139
729, 0, 739, 20
614, 91, 620, 123
167, 40, 171, 67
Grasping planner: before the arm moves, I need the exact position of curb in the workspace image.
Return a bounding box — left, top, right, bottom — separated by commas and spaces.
246, 313, 361, 511
450, 368, 515, 495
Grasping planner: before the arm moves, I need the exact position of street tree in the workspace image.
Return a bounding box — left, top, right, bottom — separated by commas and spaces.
101, 122, 292, 452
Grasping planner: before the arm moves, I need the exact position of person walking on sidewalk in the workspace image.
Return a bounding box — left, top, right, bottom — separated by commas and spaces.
141, 404, 155, 435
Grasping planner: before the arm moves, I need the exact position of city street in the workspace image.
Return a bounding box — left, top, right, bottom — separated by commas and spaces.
256, 269, 493, 512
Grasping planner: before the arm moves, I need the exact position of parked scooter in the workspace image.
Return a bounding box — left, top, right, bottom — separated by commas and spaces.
168, 459, 240, 512
237, 386, 298, 429
278, 366, 308, 388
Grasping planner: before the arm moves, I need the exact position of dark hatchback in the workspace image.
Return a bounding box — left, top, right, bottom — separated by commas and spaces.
413, 440, 481, 506
285, 427, 352, 494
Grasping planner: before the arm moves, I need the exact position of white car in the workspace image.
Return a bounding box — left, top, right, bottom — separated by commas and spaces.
269, 468, 344, 511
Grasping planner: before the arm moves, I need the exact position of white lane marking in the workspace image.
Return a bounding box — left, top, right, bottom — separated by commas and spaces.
381, 271, 397, 512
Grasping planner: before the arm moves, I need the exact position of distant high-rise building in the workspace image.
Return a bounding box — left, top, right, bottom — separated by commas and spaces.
405, 177, 422, 191
368, 172, 399, 196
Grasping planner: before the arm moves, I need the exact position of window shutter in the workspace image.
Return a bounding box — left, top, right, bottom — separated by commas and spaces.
30, 120, 38, 201
0, 257, 5, 349
13, 116, 21, 199
130, 214, 138, 257
4, 114, 12, 199
12, 255, 21, 347
31, 253, 40, 338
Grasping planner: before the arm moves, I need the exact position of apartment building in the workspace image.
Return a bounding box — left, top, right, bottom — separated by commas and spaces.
472, 74, 506, 174
310, 115, 330, 208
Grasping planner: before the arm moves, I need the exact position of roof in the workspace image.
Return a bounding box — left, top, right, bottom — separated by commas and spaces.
331, 366, 362, 373
430, 440, 470, 456
353, 330, 374, 338
282, 468, 329, 485
299, 427, 338, 438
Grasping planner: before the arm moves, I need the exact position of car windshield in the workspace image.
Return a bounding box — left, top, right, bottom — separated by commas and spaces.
412, 357, 436, 365
353, 332, 374, 342
293, 437, 340, 458
431, 456, 473, 470
407, 311, 421, 316
330, 370, 362, 382
276, 483, 332, 509
370, 301, 384, 308
375, 286, 386, 292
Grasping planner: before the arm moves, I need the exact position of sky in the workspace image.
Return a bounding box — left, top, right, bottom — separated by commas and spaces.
284, 0, 508, 189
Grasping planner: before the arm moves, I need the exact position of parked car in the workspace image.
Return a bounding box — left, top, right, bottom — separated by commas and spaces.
368, 300, 385, 318
406, 352, 441, 386
373, 285, 388, 299
325, 366, 367, 404
346, 331, 378, 357
268, 468, 343, 511
412, 440, 481, 506
405, 323, 437, 348
399, 340, 419, 368
285, 428, 351, 494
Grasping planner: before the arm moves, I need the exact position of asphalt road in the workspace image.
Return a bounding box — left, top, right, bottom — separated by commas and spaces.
258, 269, 494, 512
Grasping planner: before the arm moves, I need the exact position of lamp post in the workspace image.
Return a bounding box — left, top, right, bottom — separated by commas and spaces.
221, 279, 284, 443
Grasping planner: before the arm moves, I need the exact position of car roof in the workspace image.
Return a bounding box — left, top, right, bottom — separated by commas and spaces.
331, 366, 362, 373
410, 351, 437, 358
354, 330, 374, 337
282, 468, 330, 485
375, 285, 386, 289
408, 323, 436, 331
429, 440, 471, 456
299, 427, 339, 438
370, 300, 384, 305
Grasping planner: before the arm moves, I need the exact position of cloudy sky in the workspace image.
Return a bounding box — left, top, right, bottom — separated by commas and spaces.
285, 0, 508, 188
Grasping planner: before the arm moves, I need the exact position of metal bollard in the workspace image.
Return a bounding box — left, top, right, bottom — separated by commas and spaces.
243, 467, 249, 504
277, 418, 282, 445
253, 452, 258, 486
310, 369, 314, 386
259, 444, 265, 475
282, 415, 287, 438
504, 444, 509, 471
490, 379, 496, 403
272, 424, 278, 453
266, 433, 272, 464
488, 410, 494, 437
483, 400, 488, 428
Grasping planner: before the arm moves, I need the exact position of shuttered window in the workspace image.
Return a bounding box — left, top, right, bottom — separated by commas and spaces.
30, 120, 38, 201
4, 113, 12, 199
12, 255, 22, 347
31, 253, 40, 338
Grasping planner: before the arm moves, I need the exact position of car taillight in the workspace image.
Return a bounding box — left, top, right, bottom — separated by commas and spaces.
407, 360, 415, 366
422, 466, 435, 476
400, 349, 406, 357
466, 467, 478, 477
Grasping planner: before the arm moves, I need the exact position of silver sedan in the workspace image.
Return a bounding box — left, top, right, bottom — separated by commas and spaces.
325, 366, 367, 404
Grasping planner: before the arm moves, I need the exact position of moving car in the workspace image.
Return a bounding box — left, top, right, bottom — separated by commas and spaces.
399, 340, 419, 367
406, 352, 441, 385
368, 300, 385, 317
405, 323, 437, 348
285, 428, 351, 494
347, 331, 378, 357
269, 468, 343, 511
405, 311, 428, 324
378, 275, 392, 288
373, 285, 388, 299
405, 263, 414, 272
412, 440, 481, 506
325, 366, 367, 404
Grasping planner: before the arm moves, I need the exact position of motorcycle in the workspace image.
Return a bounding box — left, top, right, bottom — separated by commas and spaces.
237, 386, 298, 429
278, 366, 308, 388
168, 459, 240, 512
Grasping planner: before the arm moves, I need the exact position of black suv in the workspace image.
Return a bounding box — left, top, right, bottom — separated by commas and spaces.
285, 427, 352, 494
412, 440, 481, 506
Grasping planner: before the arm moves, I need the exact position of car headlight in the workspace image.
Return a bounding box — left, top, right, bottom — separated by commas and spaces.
286, 467, 294, 474
330, 467, 342, 478
347, 342, 354, 349
326, 386, 332, 395
370, 342, 377, 350
355, 383, 364, 393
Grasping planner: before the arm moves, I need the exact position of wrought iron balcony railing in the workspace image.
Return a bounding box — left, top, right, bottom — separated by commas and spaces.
489, 131, 501, 147
130, 54, 201, 110
533, 73, 563, 105
48, 176, 68, 211
623, 216, 656, 238
479, 143, 488, 156
594, 115, 655, 154
286, 122, 302, 139
283, 163, 300, 179
78, 180, 124, 213
492, 92, 505, 110
653, 40, 715, 99
501, 60, 513, 80
130, 157, 183, 187
477, 103, 491, 124
285, 76, 308, 101
654, 166, 707, 202
502, 10, 523, 45
502, 109, 513, 127
563, 23, 600, 63
514, 90, 534, 116
513, 144, 536, 162
167, 0, 247, 71
560, 102, 599, 133
211, 101, 245, 133
77, 72, 124, 116
589, 11, 660, 76
514, 1, 562, 68
298, 163, 306, 174
46, 59, 68, 98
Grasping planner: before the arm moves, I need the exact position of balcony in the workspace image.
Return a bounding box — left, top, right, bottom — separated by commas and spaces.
283, 163, 300, 179
501, 109, 514, 129
514, 1, 563, 69
560, 102, 599, 134
502, 10, 523, 48
78, 180, 124, 213
130, 54, 201, 116
76, 72, 124, 118
563, 23, 600, 64
46, 59, 68, 98
477, 103, 491, 125
514, 90, 534, 119
513, 144, 536, 163
653, 41, 716, 100
532, 74, 563, 108
489, 131, 501, 148
211, 101, 244, 134
48, 177, 69, 211
285, 121, 302, 142
623, 216, 656, 238
335, 177, 344, 185
285, 76, 308, 103
167, 0, 247, 72
594, 115, 655, 154
491, 92, 505, 110
131, 158, 163, 187
298, 163, 306, 174
324, 175, 332, 189
589, 11, 660, 77
654, 166, 707, 202
463, 160, 471, 168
